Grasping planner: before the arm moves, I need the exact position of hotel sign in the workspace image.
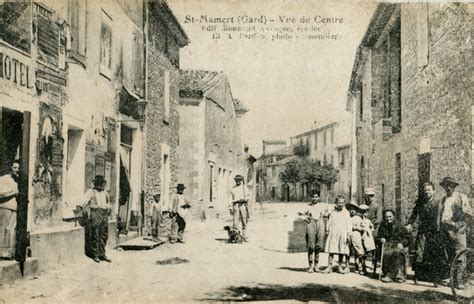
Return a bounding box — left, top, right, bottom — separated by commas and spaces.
0, 42, 35, 94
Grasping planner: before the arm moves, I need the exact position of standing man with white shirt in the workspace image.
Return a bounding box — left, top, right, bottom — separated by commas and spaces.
170, 184, 191, 244
83, 175, 112, 263
230, 175, 250, 242
439, 177, 472, 289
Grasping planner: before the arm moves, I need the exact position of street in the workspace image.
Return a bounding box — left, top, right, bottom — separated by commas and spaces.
1, 203, 457, 303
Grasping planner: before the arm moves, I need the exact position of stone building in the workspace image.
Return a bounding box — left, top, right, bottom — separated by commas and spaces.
178, 70, 248, 218
348, 3, 472, 223
143, 1, 188, 235
257, 141, 294, 201
290, 119, 352, 202
0, 0, 190, 275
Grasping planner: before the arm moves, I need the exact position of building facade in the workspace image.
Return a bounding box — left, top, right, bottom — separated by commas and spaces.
290, 119, 352, 202
0, 0, 190, 273
178, 70, 248, 218
348, 3, 472, 223
257, 140, 294, 201
143, 1, 188, 235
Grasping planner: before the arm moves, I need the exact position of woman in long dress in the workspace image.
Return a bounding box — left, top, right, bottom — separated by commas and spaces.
323, 196, 352, 274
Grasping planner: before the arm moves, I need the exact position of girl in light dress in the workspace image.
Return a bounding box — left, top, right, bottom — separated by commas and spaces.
323, 195, 352, 274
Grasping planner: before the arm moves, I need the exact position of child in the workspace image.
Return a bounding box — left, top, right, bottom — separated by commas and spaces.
298, 195, 333, 273
323, 195, 352, 274
347, 201, 365, 274
359, 204, 376, 274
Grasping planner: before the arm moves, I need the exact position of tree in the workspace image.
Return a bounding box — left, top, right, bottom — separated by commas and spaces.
279, 159, 300, 198
293, 144, 309, 157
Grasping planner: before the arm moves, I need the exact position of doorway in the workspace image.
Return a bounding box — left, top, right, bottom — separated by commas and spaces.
0, 107, 30, 264
118, 125, 133, 234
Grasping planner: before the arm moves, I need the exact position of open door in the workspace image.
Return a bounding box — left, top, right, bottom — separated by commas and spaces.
0, 108, 30, 272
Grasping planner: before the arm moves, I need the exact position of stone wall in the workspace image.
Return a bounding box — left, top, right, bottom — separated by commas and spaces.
355, 3, 472, 223
144, 15, 180, 234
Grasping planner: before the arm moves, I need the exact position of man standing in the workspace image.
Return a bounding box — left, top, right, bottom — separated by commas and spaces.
0, 161, 20, 259
83, 175, 112, 263
364, 188, 380, 229
151, 192, 161, 241
170, 184, 190, 244
439, 177, 472, 289
406, 182, 444, 285
229, 175, 250, 242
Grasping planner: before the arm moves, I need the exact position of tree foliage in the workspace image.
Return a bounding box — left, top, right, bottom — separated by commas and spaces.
279, 159, 300, 186
280, 158, 339, 187
293, 144, 309, 157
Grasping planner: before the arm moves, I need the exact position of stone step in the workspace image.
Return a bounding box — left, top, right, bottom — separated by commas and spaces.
0, 258, 39, 285
117, 237, 165, 250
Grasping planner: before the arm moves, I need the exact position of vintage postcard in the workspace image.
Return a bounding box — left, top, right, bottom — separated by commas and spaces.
0, 0, 472, 303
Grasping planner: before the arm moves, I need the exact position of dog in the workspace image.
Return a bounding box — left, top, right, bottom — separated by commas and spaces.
223, 225, 243, 243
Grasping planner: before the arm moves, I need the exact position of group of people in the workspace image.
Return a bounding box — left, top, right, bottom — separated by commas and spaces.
299, 191, 378, 275
407, 178, 471, 288
81, 176, 192, 263
301, 176, 472, 289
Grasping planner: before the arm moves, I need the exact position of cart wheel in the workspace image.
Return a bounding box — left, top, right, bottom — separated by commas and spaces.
450, 249, 473, 302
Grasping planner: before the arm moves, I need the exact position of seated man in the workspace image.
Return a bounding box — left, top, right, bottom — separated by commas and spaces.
376, 209, 412, 283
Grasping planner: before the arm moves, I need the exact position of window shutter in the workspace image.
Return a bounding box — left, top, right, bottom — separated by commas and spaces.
69, 0, 79, 54
416, 4, 429, 68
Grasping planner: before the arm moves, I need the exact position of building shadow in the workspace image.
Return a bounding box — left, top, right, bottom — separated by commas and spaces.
200, 282, 456, 302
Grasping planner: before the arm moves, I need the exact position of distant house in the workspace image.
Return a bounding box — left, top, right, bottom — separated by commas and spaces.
290, 119, 352, 202
257, 141, 294, 201
178, 70, 249, 218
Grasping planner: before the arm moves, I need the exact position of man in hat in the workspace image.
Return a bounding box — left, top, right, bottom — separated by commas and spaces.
0, 160, 20, 259
439, 177, 472, 289
150, 192, 161, 240
229, 175, 250, 242
170, 184, 190, 243
82, 175, 112, 263
364, 188, 381, 229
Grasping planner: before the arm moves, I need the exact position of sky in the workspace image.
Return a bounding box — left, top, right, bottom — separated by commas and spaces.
168, 0, 377, 156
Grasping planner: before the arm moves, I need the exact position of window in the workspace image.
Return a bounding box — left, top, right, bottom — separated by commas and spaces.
99, 11, 112, 78
132, 30, 144, 93
323, 131, 327, 145
330, 155, 334, 166
323, 154, 327, 165
164, 70, 170, 120
0, 1, 32, 54
331, 128, 334, 144
69, 0, 87, 63
314, 134, 318, 150
340, 152, 345, 168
